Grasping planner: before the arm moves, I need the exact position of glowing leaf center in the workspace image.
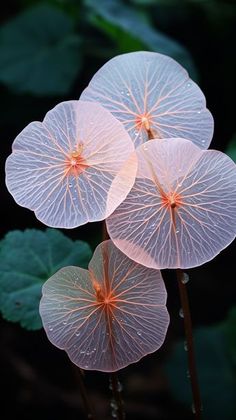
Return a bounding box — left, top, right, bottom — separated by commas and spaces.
65, 145, 89, 177
136, 113, 152, 131
162, 191, 183, 210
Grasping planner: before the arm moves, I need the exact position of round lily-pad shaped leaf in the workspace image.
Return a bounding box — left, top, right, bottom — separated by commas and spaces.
106, 138, 236, 269
5, 100, 137, 228
40, 240, 169, 372
81, 51, 214, 148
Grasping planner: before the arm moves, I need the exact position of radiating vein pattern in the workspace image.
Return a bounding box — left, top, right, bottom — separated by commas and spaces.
39, 240, 169, 372
81, 51, 214, 148
5, 100, 137, 228
106, 138, 236, 269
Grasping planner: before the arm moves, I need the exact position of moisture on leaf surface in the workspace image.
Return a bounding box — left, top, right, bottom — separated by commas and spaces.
40, 240, 169, 371
81, 51, 213, 148
107, 138, 236, 269
5, 100, 137, 228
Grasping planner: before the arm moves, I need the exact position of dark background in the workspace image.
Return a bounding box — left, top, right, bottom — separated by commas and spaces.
0, 1, 236, 419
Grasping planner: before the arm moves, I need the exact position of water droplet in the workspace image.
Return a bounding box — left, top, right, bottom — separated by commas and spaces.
186, 370, 190, 379
181, 272, 190, 284
187, 82, 191, 88
84, 364, 88, 368
86, 351, 90, 356
110, 399, 118, 410
80, 350, 85, 354
179, 308, 184, 318
176, 229, 180, 234
111, 411, 117, 418
184, 341, 188, 351
63, 321, 67, 325
191, 403, 196, 414
49, 326, 53, 332
69, 183, 72, 187
126, 92, 130, 96
197, 110, 201, 114
137, 330, 142, 336
75, 332, 80, 337
143, 144, 148, 150
117, 381, 123, 392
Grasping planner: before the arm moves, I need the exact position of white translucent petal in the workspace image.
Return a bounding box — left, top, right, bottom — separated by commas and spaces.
107, 138, 236, 269
81, 51, 214, 148
6, 101, 137, 228
40, 240, 169, 372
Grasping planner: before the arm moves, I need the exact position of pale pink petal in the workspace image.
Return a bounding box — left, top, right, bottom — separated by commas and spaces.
106, 138, 236, 269
81, 51, 214, 148
40, 240, 169, 372
5, 101, 137, 228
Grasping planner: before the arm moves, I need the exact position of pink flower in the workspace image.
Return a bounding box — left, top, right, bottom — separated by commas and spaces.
5, 100, 137, 228
81, 51, 214, 148
106, 138, 236, 269
39, 240, 169, 372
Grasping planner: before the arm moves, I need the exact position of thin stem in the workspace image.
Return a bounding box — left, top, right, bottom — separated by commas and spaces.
102, 220, 109, 241
110, 372, 125, 420
176, 269, 202, 419
76, 368, 95, 419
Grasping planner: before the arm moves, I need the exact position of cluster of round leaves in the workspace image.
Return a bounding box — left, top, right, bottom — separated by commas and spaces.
6, 51, 236, 372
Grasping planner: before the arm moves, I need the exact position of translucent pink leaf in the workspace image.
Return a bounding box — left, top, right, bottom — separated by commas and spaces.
106, 138, 236, 269
5, 101, 137, 228
39, 240, 169, 372
80, 51, 214, 148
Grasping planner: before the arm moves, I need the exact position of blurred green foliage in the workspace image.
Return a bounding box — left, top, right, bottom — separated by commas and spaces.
226, 134, 236, 162
0, 4, 81, 96
165, 314, 236, 419
0, 229, 92, 329
0, 0, 197, 97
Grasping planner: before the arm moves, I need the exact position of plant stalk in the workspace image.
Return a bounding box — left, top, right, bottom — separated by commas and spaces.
176, 269, 202, 419
76, 368, 95, 419
110, 372, 125, 420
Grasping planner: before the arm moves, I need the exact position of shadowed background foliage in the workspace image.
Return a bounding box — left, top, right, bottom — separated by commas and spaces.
0, 1, 236, 419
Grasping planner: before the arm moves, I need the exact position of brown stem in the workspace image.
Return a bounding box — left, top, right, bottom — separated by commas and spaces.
102, 224, 125, 419
176, 269, 202, 419
110, 372, 125, 420
102, 220, 110, 241
76, 368, 95, 419
147, 127, 155, 140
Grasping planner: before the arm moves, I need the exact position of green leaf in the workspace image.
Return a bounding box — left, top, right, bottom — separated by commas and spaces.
0, 229, 92, 330
225, 134, 236, 162
86, 0, 197, 79
165, 326, 236, 419
0, 4, 81, 96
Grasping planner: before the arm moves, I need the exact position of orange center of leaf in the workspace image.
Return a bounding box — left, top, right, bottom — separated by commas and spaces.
162, 191, 183, 210
65, 144, 89, 177
135, 113, 152, 131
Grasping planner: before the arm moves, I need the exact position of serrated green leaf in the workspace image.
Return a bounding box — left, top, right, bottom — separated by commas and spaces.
165, 326, 236, 419
0, 229, 92, 330
0, 4, 81, 96
86, 0, 197, 79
